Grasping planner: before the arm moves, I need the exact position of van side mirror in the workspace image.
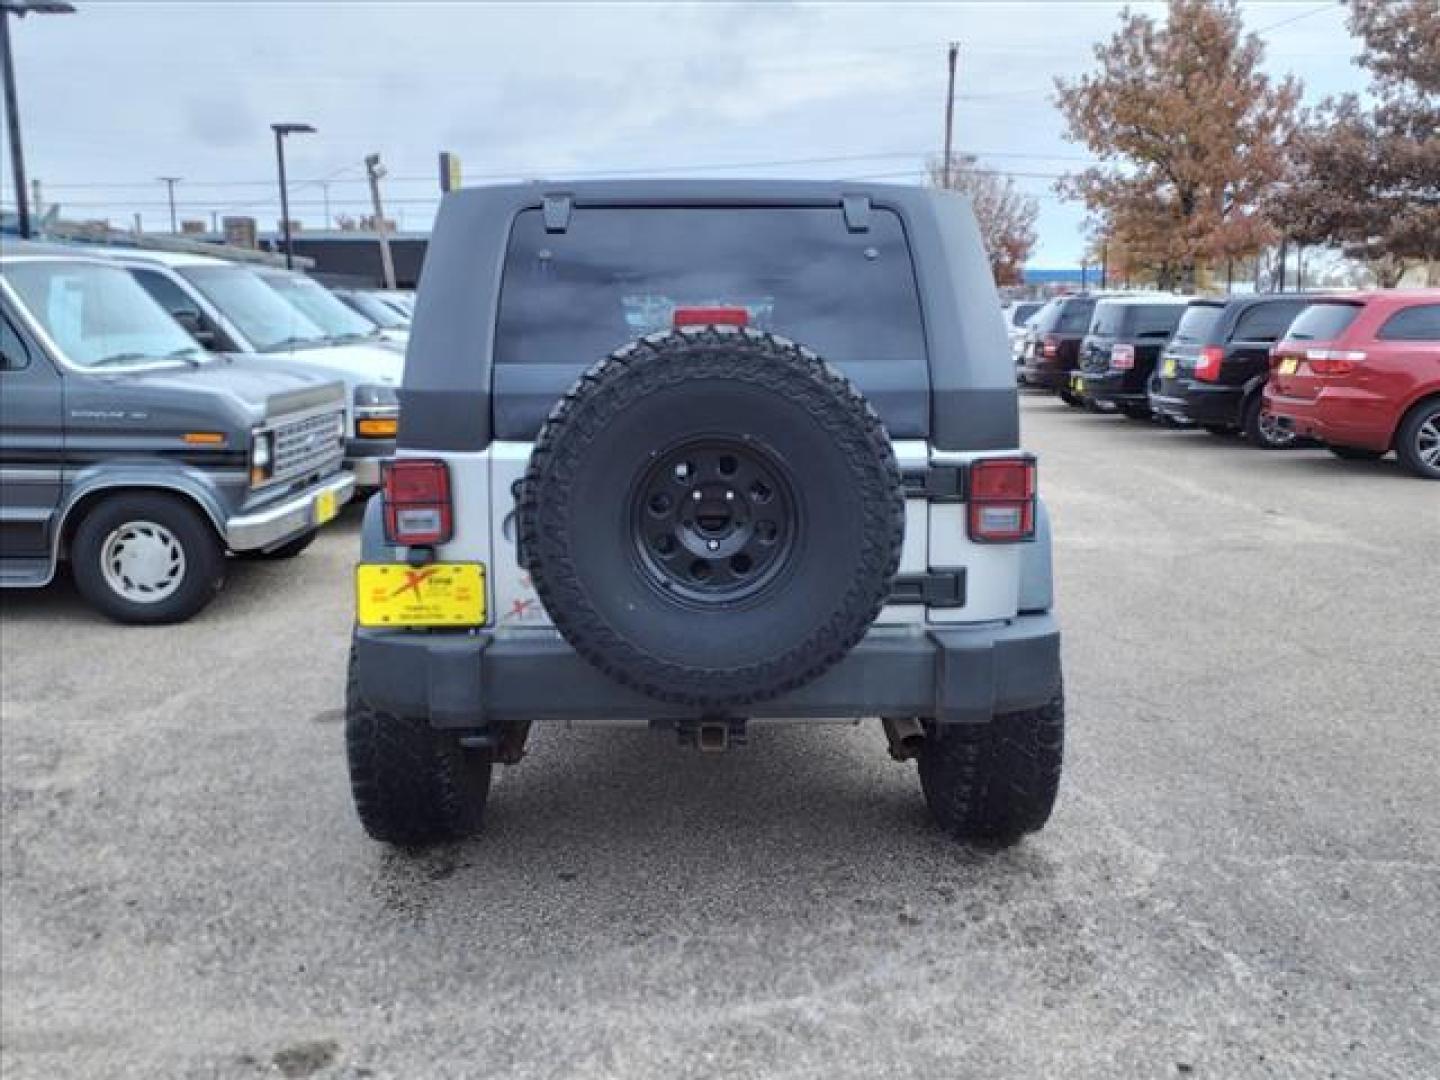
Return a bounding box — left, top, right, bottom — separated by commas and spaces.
173, 309, 217, 350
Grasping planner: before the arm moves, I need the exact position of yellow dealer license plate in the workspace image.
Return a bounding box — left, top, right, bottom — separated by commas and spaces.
1278, 357, 1299, 375
1162, 358, 1177, 378
355, 563, 486, 628
1071, 373, 1085, 393
314, 488, 339, 527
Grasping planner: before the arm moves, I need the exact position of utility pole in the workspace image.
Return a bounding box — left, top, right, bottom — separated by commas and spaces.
158, 176, 181, 233
1100, 239, 1109, 290
2, 3, 77, 238
209, 210, 218, 232
320, 180, 331, 229
941, 41, 959, 188
365, 152, 397, 290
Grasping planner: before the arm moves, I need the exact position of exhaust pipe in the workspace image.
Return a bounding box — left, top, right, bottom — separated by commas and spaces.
882, 717, 926, 761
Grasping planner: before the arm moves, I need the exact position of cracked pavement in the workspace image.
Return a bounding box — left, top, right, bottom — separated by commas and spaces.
2, 395, 1437, 1079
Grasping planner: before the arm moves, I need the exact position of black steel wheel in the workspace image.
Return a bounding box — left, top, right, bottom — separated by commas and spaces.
631, 438, 796, 605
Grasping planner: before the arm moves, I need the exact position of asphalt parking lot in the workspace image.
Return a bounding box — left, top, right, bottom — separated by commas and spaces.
2, 394, 1437, 1080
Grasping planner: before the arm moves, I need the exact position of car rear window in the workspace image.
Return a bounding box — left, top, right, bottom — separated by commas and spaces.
1172, 303, 1223, 345
1088, 302, 1127, 337
1056, 299, 1096, 333
1012, 301, 1042, 325
1232, 300, 1307, 342
1283, 302, 1362, 342
1132, 304, 1187, 338
495, 207, 927, 367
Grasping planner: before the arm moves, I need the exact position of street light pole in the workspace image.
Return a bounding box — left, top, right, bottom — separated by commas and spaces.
1, 1, 75, 239
270, 121, 315, 270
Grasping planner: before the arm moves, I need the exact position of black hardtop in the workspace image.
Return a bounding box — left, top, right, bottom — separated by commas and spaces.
400, 179, 1019, 454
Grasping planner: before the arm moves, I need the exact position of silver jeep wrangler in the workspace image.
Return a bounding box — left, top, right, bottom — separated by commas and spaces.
347, 181, 1063, 845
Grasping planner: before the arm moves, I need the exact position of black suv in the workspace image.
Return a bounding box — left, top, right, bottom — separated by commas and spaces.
1018, 293, 1098, 397
1149, 294, 1311, 447
1078, 295, 1192, 418
345, 181, 1064, 847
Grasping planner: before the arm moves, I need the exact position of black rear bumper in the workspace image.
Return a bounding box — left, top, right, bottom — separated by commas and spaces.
354, 617, 1062, 729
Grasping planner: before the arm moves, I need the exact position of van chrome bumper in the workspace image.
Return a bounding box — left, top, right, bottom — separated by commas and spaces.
226, 471, 355, 551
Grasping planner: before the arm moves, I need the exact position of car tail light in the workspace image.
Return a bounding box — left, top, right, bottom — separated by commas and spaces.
968, 457, 1037, 543
672, 306, 748, 328
1193, 345, 1225, 382
1305, 348, 1366, 376
1110, 343, 1135, 370
1042, 334, 1060, 360
382, 459, 452, 546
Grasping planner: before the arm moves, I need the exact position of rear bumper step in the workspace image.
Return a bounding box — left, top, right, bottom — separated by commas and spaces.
354, 616, 1062, 728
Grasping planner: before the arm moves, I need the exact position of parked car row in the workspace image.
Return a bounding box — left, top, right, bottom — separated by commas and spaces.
1019, 288, 1440, 479
0, 239, 414, 623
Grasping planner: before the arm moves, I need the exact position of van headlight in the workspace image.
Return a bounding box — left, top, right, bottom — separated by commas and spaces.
250, 430, 274, 485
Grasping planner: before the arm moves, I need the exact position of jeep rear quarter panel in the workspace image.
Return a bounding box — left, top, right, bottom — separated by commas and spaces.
397, 181, 1017, 454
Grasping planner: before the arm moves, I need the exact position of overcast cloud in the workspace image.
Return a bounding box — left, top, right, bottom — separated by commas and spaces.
3, 0, 1359, 266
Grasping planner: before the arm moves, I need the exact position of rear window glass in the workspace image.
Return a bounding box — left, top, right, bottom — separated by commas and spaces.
1088, 302, 1128, 337
1172, 304, 1223, 344
495, 207, 926, 367
1283, 303, 1362, 342
1056, 299, 1095, 333
1232, 300, 1306, 342
1012, 301, 1042, 325
1132, 304, 1187, 338
1376, 304, 1440, 342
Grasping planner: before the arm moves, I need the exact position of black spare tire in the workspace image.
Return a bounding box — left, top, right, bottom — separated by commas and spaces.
519, 327, 904, 709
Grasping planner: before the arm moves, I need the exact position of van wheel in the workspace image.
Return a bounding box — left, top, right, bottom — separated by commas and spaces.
345, 645, 492, 844
70, 492, 225, 624
1327, 446, 1385, 462
1394, 399, 1440, 479
917, 691, 1065, 844
1243, 395, 1296, 449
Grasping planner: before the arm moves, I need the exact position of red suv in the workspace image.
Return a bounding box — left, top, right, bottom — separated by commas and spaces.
1266, 291, 1440, 479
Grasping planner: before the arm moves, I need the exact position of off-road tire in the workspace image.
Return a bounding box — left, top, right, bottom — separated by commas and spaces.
235, 529, 318, 561
1327, 445, 1385, 462
917, 691, 1065, 843
1394, 398, 1440, 480
70, 492, 224, 624
1243, 393, 1296, 449
519, 327, 904, 709
345, 645, 492, 844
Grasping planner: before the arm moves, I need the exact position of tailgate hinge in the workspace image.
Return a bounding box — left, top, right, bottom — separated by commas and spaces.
900, 464, 965, 502
889, 569, 967, 608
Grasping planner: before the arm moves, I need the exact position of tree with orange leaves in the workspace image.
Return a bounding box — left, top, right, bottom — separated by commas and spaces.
1053, 0, 1301, 290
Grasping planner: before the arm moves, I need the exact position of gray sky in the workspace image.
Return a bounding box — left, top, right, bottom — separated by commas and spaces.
3, 0, 1360, 266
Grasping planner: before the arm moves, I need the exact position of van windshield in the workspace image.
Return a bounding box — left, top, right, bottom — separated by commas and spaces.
4, 260, 203, 368
259, 272, 381, 342
179, 264, 329, 352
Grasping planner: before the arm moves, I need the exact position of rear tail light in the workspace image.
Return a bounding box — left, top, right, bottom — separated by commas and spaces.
1193, 345, 1225, 382
672, 306, 748, 328
1042, 334, 1060, 360
382, 459, 452, 546
968, 457, 1037, 543
1110, 343, 1135, 370
1305, 348, 1366, 376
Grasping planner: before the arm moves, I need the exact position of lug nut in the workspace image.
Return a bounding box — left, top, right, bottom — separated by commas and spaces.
707, 539, 720, 551
725, 491, 735, 501
692, 491, 703, 501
